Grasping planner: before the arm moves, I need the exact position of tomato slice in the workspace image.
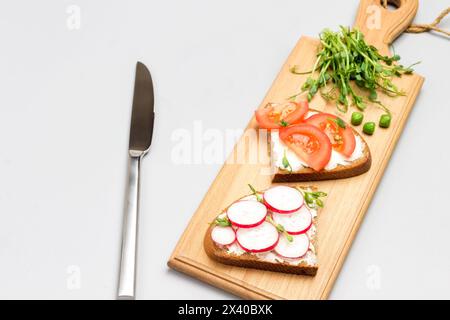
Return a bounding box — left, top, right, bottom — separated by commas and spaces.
282, 101, 308, 125
279, 124, 332, 171
305, 113, 356, 157
255, 101, 308, 129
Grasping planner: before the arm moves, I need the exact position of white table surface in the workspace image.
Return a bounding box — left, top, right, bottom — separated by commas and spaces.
0, 0, 449, 299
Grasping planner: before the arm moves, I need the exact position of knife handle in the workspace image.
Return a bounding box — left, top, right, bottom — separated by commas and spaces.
117, 155, 141, 299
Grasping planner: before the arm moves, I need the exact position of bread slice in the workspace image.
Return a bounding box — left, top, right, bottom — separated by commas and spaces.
270, 115, 372, 183
204, 188, 319, 276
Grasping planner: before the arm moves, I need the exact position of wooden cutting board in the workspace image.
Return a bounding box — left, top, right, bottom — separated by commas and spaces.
168, 0, 424, 299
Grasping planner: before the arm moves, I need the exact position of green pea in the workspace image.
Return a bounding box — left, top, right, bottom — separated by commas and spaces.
379, 114, 391, 128
363, 122, 376, 135
351, 112, 364, 126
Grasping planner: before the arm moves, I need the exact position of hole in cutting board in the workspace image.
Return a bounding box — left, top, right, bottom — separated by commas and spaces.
380, 0, 400, 11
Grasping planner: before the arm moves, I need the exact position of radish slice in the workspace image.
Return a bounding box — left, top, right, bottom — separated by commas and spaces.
263, 186, 304, 214
211, 226, 236, 246
272, 206, 312, 235
226, 200, 267, 228
275, 233, 310, 259
236, 221, 279, 253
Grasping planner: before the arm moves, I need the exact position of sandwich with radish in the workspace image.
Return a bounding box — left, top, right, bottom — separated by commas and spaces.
255, 101, 372, 182
204, 185, 326, 275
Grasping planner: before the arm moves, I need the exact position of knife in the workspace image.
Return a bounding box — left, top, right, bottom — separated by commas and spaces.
117, 62, 154, 299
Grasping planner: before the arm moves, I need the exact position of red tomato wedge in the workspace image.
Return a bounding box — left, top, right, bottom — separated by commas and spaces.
279, 124, 332, 171
255, 101, 308, 129
305, 113, 356, 157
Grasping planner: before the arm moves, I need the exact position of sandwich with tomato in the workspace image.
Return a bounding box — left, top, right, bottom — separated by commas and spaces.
255, 101, 371, 182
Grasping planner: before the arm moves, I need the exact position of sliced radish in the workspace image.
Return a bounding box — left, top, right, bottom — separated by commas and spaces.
211, 226, 236, 246
263, 186, 304, 214
226, 200, 267, 228
275, 233, 310, 259
272, 206, 312, 235
236, 221, 279, 253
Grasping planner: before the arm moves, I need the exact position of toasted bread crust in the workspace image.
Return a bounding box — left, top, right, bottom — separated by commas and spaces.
271, 127, 372, 183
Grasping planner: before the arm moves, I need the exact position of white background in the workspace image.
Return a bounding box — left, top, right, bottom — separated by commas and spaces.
0, 0, 449, 299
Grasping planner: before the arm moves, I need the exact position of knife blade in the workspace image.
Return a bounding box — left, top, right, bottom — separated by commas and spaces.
129, 61, 155, 154
117, 62, 154, 300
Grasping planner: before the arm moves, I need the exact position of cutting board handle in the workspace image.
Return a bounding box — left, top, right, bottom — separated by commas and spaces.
354, 0, 419, 55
